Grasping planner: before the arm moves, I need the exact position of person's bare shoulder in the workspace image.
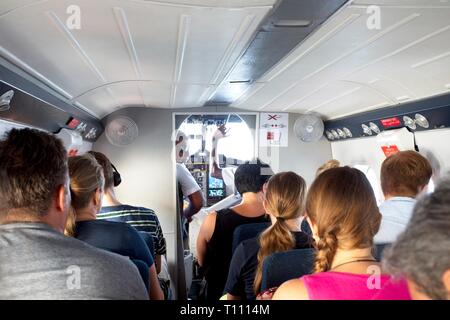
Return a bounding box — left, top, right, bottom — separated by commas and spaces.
272, 278, 309, 300
200, 211, 217, 241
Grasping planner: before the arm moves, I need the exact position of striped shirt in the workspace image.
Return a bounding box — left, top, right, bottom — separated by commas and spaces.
97, 205, 166, 255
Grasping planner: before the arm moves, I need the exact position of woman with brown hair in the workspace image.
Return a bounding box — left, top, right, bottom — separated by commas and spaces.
224, 171, 313, 300
66, 154, 164, 300
273, 167, 410, 300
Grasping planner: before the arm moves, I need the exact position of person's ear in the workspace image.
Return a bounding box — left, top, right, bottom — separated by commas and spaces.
55, 184, 69, 213
93, 188, 102, 207
442, 269, 450, 299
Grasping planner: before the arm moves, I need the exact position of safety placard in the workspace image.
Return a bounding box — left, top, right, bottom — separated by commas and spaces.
381, 145, 400, 157
259, 113, 289, 147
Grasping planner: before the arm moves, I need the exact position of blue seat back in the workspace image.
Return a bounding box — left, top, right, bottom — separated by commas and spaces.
260, 248, 315, 292
139, 231, 156, 258
374, 243, 391, 262
131, 259, 149, 290
232, 222, 270, 253
301, 219, 312, 236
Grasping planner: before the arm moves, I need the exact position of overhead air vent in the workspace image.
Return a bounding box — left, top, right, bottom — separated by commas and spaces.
330, 129, 339, 139
336, 128, 346, 139
415, 113, 430, 128
361, 124, 372, 136
343, 127, 352, 138
403, 116, 416, 130
0, 90, 14, 111
323, 92, 450, 141
369, 122, 381, 134
325, 130, 334, 140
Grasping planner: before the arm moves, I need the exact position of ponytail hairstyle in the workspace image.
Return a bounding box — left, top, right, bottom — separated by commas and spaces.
64, 154, 104, 236
253, 171, 307, 293
306, 167, 381, 273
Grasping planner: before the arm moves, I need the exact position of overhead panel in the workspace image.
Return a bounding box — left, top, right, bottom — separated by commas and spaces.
232, 0, 450, 119
208, 0, 348, 105
0, 0, 276, 118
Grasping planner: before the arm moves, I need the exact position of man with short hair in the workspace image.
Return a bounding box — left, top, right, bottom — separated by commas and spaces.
383, 177, 450, 300
0, 128, 148, 300
89, 151, 166, 274
375, 150, 432, 243
197, 160, 273, 300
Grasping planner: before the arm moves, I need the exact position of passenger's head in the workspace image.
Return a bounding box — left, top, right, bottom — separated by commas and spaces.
88, 151, 115, 191
0, 128, 70, 231
254, 171, 307, 293
383, 178, 450, 300
306, 167, 381, 273
68, 154, 105, 213
66, 154, 104, 237
234, 160, 273, 196
316, 159, 340, 177
381, 151, 432, 198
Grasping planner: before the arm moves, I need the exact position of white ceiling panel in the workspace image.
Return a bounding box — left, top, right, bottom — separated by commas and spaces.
0, 0, 276, 117
233, 0, 450, 119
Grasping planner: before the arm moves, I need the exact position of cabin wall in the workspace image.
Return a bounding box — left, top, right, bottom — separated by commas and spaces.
259, 115, 332, 186
92, 106, 332, 295
0, 118, 30, 135
331, 128, 450, 196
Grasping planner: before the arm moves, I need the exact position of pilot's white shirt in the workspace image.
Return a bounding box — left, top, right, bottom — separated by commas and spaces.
176, 163, 201, 197
374, 196, 416, 244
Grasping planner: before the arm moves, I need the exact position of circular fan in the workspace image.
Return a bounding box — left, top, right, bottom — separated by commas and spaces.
293, 114, 324, 142
105, 116, 139, 146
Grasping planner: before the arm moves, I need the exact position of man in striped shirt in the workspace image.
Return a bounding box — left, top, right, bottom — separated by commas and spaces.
88, 151, 166, 274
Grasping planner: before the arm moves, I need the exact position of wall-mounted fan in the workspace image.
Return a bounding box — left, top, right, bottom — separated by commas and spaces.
0, 90, 14, 111
293, 114, 324, 142
105, 116, 139, 146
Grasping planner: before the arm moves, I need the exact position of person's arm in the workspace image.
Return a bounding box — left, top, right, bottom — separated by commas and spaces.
154, 216, 166, 274
227, 293, 241, 300
155, 255, 162, 275
178, 163, 203, 219
210, 125, 229, 180
272, 278, 309, 300
196, 212, 217, 267
185, 190, 204, 221
224, 243, 246, 301
148, 264, 164, 300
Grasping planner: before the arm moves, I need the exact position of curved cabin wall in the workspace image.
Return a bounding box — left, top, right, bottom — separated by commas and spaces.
92, 106, 332, 297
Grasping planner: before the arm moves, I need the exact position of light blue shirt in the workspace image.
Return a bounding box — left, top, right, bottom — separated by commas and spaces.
374, 197, 416, 244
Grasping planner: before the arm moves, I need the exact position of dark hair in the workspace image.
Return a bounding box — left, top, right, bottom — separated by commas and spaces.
0, 128, 68, 216
234, 160, 273, 195
383, 177, 450, 300
88, 151, 114, 190
381, 151, 432, 197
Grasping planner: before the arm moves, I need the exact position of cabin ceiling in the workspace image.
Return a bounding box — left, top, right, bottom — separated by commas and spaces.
233, 0, 450, 119
0, 0, 277, 118
0, 0, 449, 120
